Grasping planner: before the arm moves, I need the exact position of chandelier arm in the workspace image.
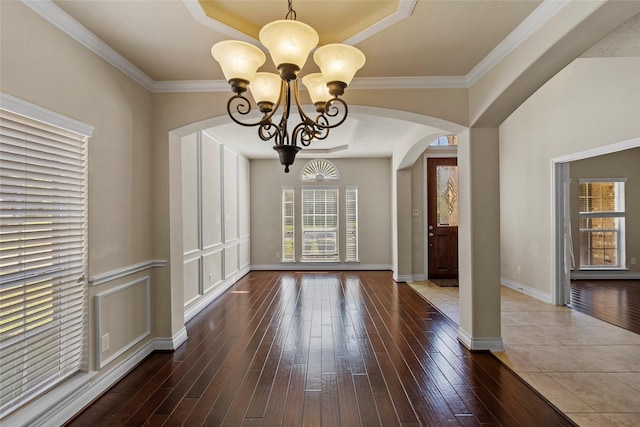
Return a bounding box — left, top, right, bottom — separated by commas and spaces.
293, 121, 318, 147
314, 97, 349, 129
291, 79, 318, 126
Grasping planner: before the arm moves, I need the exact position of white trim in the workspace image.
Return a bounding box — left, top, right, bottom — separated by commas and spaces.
252, 264, 392, 272
181, 0, 257, 45
394, 274, 414, 283
0, 92, 94, 137
349, 76, 468, 90
154, 327, 188, 351
412, 274, 426, 281
88, 259, 167, 286
20, 0, 154, 91
184, 265, 251, 322
501, 277, 552, 304
4, 327, 187, 427
95, 277, 151, 369
552, 138, 640, 163
466, 0, 570, 86
457, 329, 504, 352
343, 0, 418, 45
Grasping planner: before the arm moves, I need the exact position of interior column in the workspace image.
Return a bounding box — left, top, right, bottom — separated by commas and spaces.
457, 128, 503, 351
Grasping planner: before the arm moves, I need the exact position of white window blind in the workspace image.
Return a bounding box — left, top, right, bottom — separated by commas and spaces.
578, 179, 626, 268
301, 188, 338, 262
345, 186, 358, 262
0, 109, 88, 418
282, 188, 295, 262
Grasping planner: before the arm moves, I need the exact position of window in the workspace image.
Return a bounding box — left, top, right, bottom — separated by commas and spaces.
579, 179, 626, 268
0, 107, 89, 417
282, 188, 295, 262
345, 186, 358, 262
300, 159, 339, 181
302, 188, 339, 261
430, 135, 458, 146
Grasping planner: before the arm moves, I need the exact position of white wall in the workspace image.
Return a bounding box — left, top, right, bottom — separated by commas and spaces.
500, 57, 640, 296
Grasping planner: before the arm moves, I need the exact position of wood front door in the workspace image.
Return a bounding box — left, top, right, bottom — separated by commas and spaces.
427, 158, 459, 279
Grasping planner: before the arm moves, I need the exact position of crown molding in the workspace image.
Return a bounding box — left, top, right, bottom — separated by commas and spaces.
181, 0, 258, 46
466, 0, 570, 86
21, 0, 155, 91
22, 0, 568, 94
152, 80, 231, 93
343, 0, 418, 46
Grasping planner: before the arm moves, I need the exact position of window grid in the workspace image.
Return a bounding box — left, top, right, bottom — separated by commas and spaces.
282, 188, 295, 262
578, 180, 625, 268
345, 187, 359, 262
301, 188, 339, 261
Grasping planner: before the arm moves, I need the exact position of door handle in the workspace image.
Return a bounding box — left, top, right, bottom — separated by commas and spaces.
428, 225, 434, 230
428, 233, 434, 237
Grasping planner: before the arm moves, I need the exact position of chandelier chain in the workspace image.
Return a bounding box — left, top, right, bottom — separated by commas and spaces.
285, 0, 296, 20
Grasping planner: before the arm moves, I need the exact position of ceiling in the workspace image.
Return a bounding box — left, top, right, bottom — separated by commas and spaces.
51, 0, 546, 160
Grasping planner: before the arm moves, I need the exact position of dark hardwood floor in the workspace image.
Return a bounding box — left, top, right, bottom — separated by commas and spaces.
67, 271, 574, 426
570, 279, 640, 335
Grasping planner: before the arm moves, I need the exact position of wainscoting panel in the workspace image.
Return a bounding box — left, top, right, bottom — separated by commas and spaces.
239, 238, 250, 270
94, 277, 150, 369
183, 256, 201, 306
202, 248, 223, 293
225, 242, 239, 279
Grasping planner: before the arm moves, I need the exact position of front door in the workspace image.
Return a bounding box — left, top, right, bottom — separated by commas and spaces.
427, 158, 459, 279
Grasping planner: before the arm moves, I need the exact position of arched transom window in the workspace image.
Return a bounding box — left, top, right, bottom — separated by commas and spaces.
300, 159, 340, 181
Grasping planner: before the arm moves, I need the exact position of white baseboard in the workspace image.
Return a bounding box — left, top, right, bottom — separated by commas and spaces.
457, 328, 504, 352
411, 274, 426, 281
501, 277, 552, 304
251, 263, 392, 271
4, 327, 186, 427
155, 327, 188, 351
571, 271, 640, 280
393, 274, 413, 283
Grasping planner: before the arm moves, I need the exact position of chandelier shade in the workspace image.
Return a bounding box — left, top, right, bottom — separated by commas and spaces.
259, 20, 319, 79
249, 72, 282, 110
210, 0, 365, 173
314, 44, 366, 95
211, 40, 266, 93
301, 73, 331, 107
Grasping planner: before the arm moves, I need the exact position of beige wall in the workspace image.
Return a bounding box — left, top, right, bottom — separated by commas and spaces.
250, 158, 392, 268
0, 0, 155, 373
570, 148, 640, 274
500, 57, 640, 296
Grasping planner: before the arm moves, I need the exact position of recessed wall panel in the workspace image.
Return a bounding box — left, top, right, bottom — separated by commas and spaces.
225, 244, 239, 278
239, 157, 250, 239
202, 249, 223, 293
183, 257, 201, 306
224, 147, 238, 241
201, 132, 222, 248
182, 134, 200, 253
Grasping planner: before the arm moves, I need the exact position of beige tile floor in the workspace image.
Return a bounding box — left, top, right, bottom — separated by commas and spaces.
409, 281, 640, 427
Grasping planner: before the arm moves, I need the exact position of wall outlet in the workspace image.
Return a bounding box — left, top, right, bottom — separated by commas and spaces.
209, 273, 213, 282
516, 265, 521, 274
412, 209, 420, 216
632, 257, 637, 265
101, 333, 109, 352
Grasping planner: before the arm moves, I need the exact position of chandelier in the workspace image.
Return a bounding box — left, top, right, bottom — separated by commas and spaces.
211, 0, 366, 173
